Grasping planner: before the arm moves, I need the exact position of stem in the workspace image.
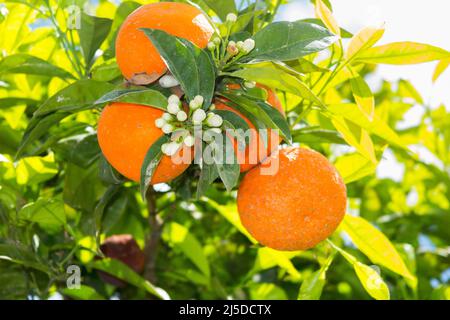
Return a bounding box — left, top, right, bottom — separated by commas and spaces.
143, 188, 163, 284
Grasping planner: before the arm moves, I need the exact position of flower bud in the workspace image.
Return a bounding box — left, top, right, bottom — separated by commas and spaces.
159, 75, 180, 88
226, 13, 237, 23
162, 123, 174, 134
176, 110, 188, 122
207, 42, 216, 51
194, 95, 204, 106
227, 41, 239, 56
168, 94, 180, 105
183, 135, 195, 147
192, 109, 207, 124
244, 81, 256, 89
163, 142, 180, 156
243, 38, 255, 53
213, 37, 221, 45
189, 100, 200, 110
167, 102, 180, 115
209, 103, 216, 111
155, 117, 165, 128
206, 113, 223, 127
162, 112, 173, 121
161, 143, 169, 154
236, 41, 245, 51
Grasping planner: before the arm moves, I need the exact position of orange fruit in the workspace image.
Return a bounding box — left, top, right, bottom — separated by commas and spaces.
97, 102, 192, 184
116, 2, 214, 84
216, 84, 285, 172
237, 147, 347, 251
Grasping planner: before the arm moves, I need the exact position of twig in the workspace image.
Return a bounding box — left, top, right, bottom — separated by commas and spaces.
143, 188, 163, 284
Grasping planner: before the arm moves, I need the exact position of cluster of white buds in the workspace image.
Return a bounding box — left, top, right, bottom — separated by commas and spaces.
236, 38, 256, 54
156, 94, 224, 156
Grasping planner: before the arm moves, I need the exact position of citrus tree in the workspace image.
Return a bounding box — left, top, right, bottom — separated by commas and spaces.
0, 0, 449, 300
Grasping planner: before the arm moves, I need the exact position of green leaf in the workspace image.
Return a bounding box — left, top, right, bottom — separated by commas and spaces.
330, 242, 390, 300
253, 247, 301, 280
0, 243, 51, 274
16, 113, 70, 159
298, 255, 334, 300
56, 133, 100, 168
179, 38, 216, 106
214, 109, 251, 143
90, 258, 168, 299
327, 103, 407, 150
16, 153, 58, 185
246, 21, 337, 61
163, 222, 210, 279
341, 214, 417, 285
91, 60, 121, 82
249, 283, 288, 300
0, 54, 75, 79
61, 285, 105, 300
203, 0, 237, 21
95, 87, 168, 110
19, 198, 66, 234
292, 127, 346, 144
196, 158, 219, 199
221, 92, 291, 143
141, 29, 215, 103
349, 67, 375, 120
64, 162, 105, 212
34, 80, 115, 116
229, 65, 324, 107
99, 155, 124, 185
140, 135, 169, 199
78, 13, 112, 69
213, 133, 240, 191
286, 58, 329, 73
335, 153, 377, 184
355, 42, 450, 65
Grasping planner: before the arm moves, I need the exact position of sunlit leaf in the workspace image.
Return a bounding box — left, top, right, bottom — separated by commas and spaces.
355, 42, 450, 65
61, 285, 105, 300
346, 24, 385, 61
432, 58, 450, 82
349, 67, 374, 120
335, 152, 377, 183
341, 214, 417, 286
19, 197, 66, 234
298, 255, 334, 300
314, 0, 340, 37
247, 21, 337, 61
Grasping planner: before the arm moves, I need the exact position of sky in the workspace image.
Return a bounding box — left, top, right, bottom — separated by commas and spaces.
278, 0, 450, 179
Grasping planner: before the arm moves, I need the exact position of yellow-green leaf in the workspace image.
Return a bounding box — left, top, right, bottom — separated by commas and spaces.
353, 262, 390, 300
329, 242, 390, 300
331, 117, 377, 163
254, 247, 301, 280
298, 255, 334, 300
433, 58, 450, 82
349, 67, 375, 120
355, 42, 450, 65
342, 214, 417, 286
327, 103, 407, 150
346, 24, 385, 61
335, 153, 377, 184
315, 0, 340, 37
398, 79, 424, 104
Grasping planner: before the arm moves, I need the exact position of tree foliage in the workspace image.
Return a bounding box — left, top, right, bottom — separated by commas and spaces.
0, 0, 449, 300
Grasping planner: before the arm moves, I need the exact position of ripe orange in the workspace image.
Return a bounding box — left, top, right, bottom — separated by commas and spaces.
216, 84, 285, 172
116, 2, 214, 84
97, 102, 192, 184
237, 147, 347, 251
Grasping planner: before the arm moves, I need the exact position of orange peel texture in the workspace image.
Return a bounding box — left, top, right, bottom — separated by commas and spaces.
237, 147, 347, 251
116, 2, 214, 84
97, 102, 192, 184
